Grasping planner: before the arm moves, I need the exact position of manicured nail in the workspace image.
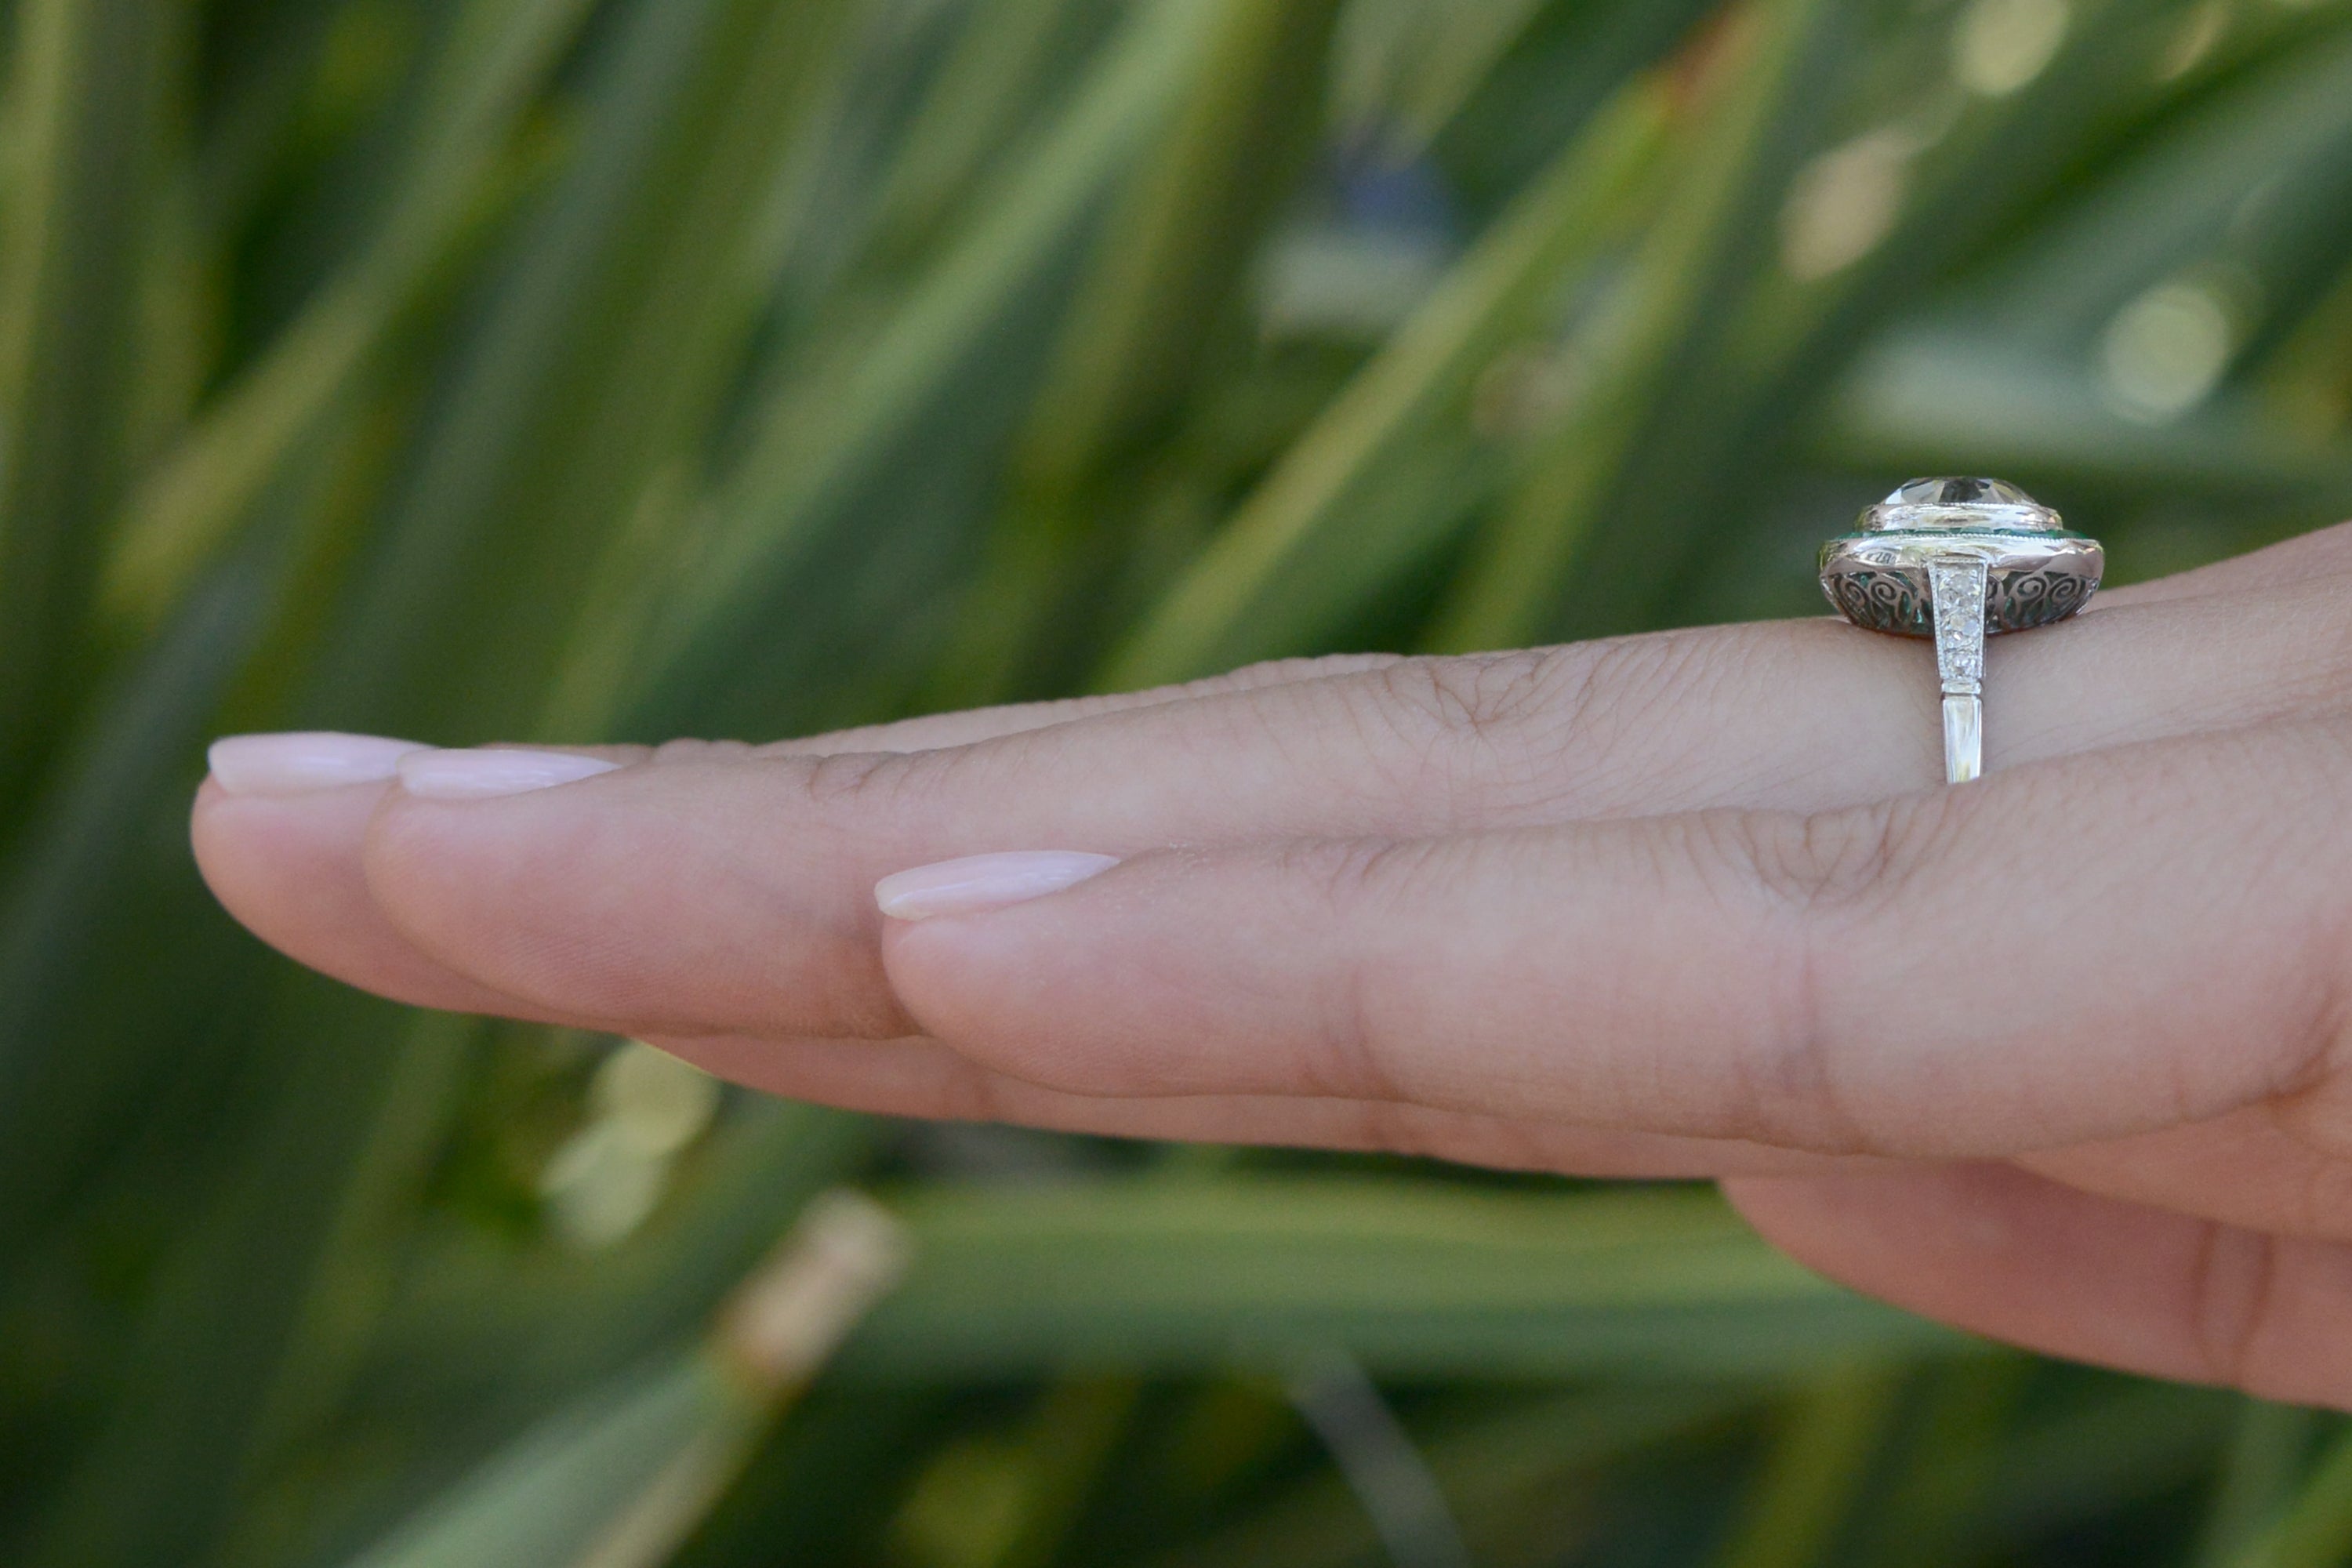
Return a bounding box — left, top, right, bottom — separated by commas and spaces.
397, 748, 622, 800
208, 731, 427, 796
875, 851, 1120, 920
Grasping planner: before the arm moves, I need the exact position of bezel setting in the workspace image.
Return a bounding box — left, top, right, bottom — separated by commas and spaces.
1819, 477, 2102, 637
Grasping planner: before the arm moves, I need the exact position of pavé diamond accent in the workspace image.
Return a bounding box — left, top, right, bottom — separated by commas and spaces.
1929, 556, 1987, 695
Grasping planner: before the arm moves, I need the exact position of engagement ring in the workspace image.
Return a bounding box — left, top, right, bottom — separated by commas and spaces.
1820, 477, 2103, 784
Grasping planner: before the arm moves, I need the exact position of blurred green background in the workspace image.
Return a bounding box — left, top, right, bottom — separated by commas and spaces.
6, 0, 2352, 1563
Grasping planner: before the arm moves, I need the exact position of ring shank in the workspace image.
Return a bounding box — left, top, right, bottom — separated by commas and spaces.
1942, 695, 1982, 785
1928, 557, 1990, 786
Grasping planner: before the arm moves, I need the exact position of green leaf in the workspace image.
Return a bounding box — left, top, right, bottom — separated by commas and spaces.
2227, 1420, 2352, 1568
1708, 1365, 1902, 1568
626, 0, 1223, 728
1426, 0, 1857, 651
337, 1190, 906, 1568
840, 1180, 1962, 1379
0, 0, 192, 808
1100, 78, 1668, 686
341, 1355, 756, 1568
1158, 1381, 1753, 1568
100, 0, 607, 629
2196, 1403, 2325, 1568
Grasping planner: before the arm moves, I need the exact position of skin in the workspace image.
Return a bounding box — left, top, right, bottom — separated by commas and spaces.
193, 522, 2352, 1408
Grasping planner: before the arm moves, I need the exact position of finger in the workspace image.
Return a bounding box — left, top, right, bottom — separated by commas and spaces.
193, 746, 657, 1022
1723, 1165, 2352, 1409
771, 523, 2352, 788
191, 659, 1393, 1009
191, 775, 532, 1017
877, 717, 2352, 1158
2019, 1103, 2352, 1243
649, 1033, 1867, 1177
2089, 514, 2352, 607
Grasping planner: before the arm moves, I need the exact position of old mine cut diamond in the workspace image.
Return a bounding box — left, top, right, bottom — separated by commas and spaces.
1885, 476, 2035, 509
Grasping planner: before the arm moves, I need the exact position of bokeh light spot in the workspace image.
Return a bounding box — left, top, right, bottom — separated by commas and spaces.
2100, 279, 2234, 420
1951, 0, 2071, 96
1780, 128, 1915, 281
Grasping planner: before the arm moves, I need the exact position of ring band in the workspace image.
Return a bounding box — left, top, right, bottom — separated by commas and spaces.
1820, 477, 2103, 784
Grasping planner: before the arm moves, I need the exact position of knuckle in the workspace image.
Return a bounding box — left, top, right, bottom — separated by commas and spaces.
1715, 792, 1954, 920
1352, 649, 1587, 816
1680, 800, 1962, 1155
1277, 834, 1450, 924
1388, 650, 1567, 740
786, 748, 916, 811
1270, 836, 1448, 1101
1350, 630, 1744, 818
2186, 1222, 2285, 1393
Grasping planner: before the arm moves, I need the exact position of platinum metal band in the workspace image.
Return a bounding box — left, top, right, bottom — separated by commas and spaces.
1929, 557, 1987, 785
1942, 695, 1983, 786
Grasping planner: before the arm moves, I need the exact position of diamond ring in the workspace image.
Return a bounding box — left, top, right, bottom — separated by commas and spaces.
1819, 477, 2103, 784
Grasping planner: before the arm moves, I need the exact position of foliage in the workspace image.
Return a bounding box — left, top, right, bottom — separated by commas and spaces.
3, 0, 2352, 1563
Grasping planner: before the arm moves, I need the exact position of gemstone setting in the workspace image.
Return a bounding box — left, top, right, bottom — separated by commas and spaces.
1820, 476, 2101, 637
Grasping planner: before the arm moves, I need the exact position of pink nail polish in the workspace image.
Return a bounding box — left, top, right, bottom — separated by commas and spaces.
397, 748, 622, 800
874, 851, 1120, 920
208, 732, 427, 796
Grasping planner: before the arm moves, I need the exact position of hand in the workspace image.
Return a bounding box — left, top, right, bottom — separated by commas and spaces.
194, 524, 2352, 1407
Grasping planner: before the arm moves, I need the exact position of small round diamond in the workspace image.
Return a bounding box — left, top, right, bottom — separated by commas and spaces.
1886, 476, 2036, 506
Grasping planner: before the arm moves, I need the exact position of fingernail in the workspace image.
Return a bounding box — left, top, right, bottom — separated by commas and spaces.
397, 748, 623, 800
208, 732, 427, 796
875, 851, 1120, 920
